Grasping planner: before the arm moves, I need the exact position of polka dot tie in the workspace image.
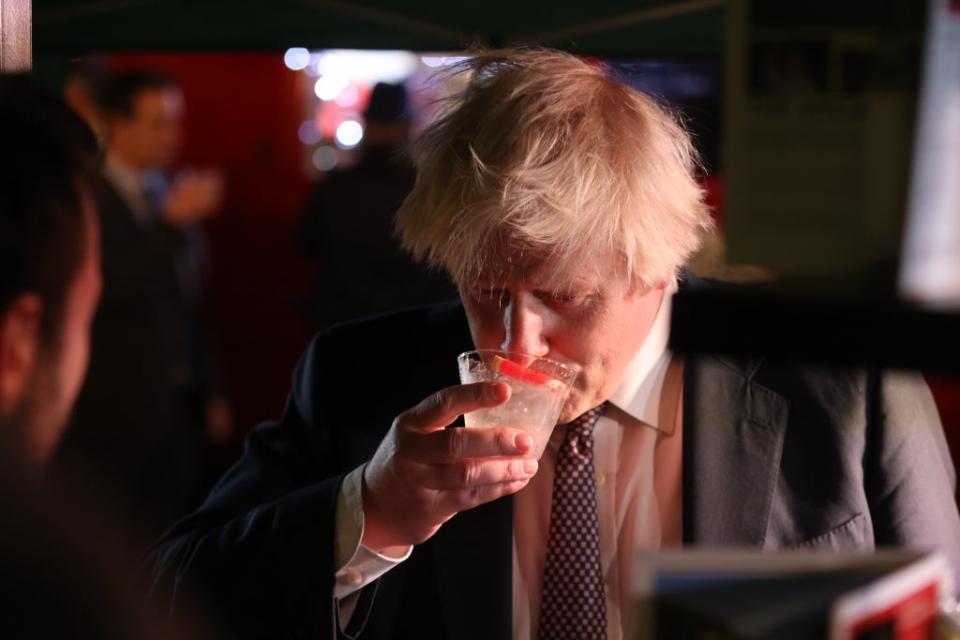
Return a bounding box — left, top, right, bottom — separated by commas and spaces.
537, 403, 608, 640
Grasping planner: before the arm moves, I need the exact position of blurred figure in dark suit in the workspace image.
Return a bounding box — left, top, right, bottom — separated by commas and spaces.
298, 81, 457, 330
55, 69, 233, 540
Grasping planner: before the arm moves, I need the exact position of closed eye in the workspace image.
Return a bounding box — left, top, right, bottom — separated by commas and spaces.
535, 290, 581, 305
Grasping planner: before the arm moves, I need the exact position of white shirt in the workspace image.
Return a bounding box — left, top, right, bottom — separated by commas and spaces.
103, 154, 154, 226
333, 283, 683, 638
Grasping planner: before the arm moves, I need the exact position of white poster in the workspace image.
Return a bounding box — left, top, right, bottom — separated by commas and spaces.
898, 0, 960, 308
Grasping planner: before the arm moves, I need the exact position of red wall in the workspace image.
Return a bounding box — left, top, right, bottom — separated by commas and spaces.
110, 53, 315, 438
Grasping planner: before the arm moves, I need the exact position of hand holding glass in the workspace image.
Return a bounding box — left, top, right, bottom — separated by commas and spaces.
457, 350, 579, 460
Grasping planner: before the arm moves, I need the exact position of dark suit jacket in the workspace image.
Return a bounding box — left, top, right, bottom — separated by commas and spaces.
150, 281, 960, 639
56, 175, 208, 534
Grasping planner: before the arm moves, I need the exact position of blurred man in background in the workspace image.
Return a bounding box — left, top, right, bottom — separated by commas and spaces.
298, 81, 456, 330
55, 68, 233, 539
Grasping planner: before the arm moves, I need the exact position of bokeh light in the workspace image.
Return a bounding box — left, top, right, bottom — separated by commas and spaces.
312, 146, 339, 171
297, 120, 322, 145
283, 47, 311, 71
314, 74, 349, 101
334, 84, 360, 108
334, 120, 364, 148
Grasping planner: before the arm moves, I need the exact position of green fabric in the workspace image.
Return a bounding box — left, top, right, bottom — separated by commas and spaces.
32, 0, 724, 55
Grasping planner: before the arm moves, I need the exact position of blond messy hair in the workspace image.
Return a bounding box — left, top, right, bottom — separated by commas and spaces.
396, 48, 712, 291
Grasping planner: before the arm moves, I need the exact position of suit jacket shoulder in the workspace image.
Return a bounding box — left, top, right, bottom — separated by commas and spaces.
684, 347, 960, 587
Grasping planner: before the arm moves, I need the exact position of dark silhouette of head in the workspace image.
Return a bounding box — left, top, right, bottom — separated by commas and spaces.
363, 82, 411, 148
0, 74, 101, 468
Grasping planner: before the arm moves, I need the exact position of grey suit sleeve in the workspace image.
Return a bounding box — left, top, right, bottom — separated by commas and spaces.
865, 370, 960, 589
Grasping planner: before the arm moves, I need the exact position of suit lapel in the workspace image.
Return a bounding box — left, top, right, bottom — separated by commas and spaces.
431, 493, 513, 640
682, 354, 789, 545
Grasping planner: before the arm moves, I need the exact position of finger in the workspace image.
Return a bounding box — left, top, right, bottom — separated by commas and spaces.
437, 479, 533, 513
402, 426, 533, 463
416, 457, 539, 490
402, 382, 510, 434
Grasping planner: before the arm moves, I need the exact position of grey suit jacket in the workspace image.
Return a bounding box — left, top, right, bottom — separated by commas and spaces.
684, 353, 960, 570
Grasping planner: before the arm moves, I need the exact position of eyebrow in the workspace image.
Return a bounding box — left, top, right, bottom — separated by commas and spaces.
471, 266, 601, 293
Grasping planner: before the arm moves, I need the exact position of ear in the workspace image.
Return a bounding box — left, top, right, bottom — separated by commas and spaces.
0, 294, 43, 416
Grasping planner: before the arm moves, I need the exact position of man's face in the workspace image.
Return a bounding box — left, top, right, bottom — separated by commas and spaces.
460, 252, 665, 424
17, 193, 102, 466
110, 87, 183, 170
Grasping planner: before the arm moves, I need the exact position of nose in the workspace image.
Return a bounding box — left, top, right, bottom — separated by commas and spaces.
500, 293, 549, 357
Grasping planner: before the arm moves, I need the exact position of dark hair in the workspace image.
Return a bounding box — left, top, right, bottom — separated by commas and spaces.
0, 74, 99, 345
98, 68, 176, 119
364, 82, 409, 123
65, 57, 110, 97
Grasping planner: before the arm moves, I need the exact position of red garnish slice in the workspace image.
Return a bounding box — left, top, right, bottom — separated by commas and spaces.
490, 355, 552, 385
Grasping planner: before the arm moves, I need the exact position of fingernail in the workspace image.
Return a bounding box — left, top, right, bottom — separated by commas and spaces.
523, 459, 538, 474
514, 433, 533, 451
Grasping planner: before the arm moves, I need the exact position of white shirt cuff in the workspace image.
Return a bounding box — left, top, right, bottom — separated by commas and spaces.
334, 463, 413, 600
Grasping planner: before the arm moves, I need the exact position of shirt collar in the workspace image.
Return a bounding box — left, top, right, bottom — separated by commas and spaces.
606, 279, 677, 434
104, 154, 154, 224
104, 154, 144, 200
